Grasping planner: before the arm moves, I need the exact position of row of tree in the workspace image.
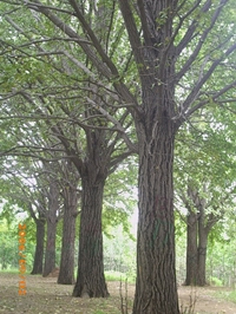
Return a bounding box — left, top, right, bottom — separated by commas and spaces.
0, 0, 235, 313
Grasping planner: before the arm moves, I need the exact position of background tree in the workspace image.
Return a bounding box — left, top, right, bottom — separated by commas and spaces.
175, 106, 236, 286
1, 2, 137, 297
58, 159, 80, 284
1, 0, 235, 312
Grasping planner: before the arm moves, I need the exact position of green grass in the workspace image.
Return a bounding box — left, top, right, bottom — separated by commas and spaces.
2, 268, 135, 285
105, 270, 127, 282
0, 268, 37, 275
104, 270, 136, 284
0, 268, 20, 274
210, 276, 223, 287
214, 289, 236, 304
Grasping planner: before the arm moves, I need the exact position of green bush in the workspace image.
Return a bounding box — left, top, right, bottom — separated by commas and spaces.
210, 276, 223, 287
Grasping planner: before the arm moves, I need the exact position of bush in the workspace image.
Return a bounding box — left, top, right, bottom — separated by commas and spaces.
210, 276, 223, 287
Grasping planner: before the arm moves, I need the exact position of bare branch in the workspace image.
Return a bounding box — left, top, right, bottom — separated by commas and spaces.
68, 0, 119, 78
85, 97, 137, 153
184, 43, 235, 107
119, 0, 145, 72
185, 80, 236, 119
175, 0, 228, 82
26, 0, 112, 78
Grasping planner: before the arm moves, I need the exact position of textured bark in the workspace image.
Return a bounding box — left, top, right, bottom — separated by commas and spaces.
43, 217, 57, 277
128, 0, 180, 311
197, 210, 208, 286
31, 217, 45, 275
184, 211, 198, 285
58, 180, 78, 284
184, 187, 217, 287
43, 182, 59, 277
73, 173, 109, 297
133, 114, 179, 314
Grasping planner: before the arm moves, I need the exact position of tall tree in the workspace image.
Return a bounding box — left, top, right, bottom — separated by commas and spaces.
1, 0, 235, 312
30, 207, 46, 275
175, 112, 236, 286
1, 3, 136, 297
58, 159, 80, 284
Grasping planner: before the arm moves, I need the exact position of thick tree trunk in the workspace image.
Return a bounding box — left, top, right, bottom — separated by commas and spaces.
43, 217, 57, 277
73, 175, 109, 297
197, 211, 208, 286
31, 217, 45, 275
133, 116, 179, 314
58, 184, 78, 284
184, 211, 198, 285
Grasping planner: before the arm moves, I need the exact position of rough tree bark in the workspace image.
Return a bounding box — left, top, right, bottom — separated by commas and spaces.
43, 181, 59, 277
133, 111, 179, 313
119, 0, 180, 310
43, 216, 57, 277
57, 187, 78, 284
197, 206, 208, 286
73, 166, 109, 297
58, 162, 79, 284
183, 186, 220, 286
184, 210, 198, 285
31, 215, 45, 275
9, 0, 233, 311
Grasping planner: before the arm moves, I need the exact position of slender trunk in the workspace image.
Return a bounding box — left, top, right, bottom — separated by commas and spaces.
73, 175, 109, 297
43, 181, 59, 277
133, 117, 179, 313
31, 217, 45, 275
58, 185, 78, 284
197, 211, 208, 286
184, 211, 198, 285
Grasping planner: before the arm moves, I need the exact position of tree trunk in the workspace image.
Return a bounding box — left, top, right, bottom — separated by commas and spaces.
58, 184, 78, 284
43, 181, 59, 277
133, 115, 179, 313
43, 217, 57, 277
184, 211, 198, 285
31, 217, 45, 275
73, 174, 109, 297
197, 211, 208, 286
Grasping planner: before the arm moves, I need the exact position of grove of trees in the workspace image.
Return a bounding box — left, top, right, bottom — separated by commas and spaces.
0, 0, 235, 313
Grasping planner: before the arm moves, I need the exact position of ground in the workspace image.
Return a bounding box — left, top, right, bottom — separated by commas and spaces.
0, 273, 235, 313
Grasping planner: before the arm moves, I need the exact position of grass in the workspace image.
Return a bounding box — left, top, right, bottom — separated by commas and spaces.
214, 289, 236, 304
105, 271, 135, 284
1, 269, 133, 282
0, 268, 21, 274
105, 271, 126, 281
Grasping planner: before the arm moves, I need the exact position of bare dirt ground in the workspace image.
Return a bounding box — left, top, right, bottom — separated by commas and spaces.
0, 273, 235, 313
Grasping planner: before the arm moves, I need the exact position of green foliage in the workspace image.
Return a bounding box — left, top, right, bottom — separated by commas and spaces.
103, 156, 138, 239
0, 218, 19, 269
0, 2, 235, 308
105, 271, 127, 282
210, 276, 223, 287
103, 226, 136, 281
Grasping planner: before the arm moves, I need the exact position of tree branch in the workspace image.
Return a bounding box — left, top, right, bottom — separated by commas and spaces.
85, 97, 138, 153
175, 0, 228, 82
26, 0, 112, 79
118, 0, 145, 73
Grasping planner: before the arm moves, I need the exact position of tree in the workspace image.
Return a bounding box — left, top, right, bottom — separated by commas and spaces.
30, 207, 46, 275
175, 108, 236, 286
1, 3, 136, 297
58, 159, 80, 284
1, 0, 235, 312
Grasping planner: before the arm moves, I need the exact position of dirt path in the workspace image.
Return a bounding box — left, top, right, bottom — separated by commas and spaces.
0, 273, 235, 313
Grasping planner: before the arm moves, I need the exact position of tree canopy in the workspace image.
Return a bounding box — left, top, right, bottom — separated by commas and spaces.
0, 0, 235, 313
